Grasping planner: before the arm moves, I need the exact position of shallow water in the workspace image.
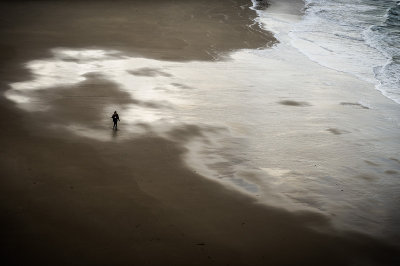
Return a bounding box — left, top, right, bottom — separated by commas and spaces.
288, 0, 400, 104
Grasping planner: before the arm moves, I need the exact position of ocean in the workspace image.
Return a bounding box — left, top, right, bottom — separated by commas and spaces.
286, 0, 400, 104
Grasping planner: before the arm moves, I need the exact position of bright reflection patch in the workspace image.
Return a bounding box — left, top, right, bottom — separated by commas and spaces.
7, 48, 188, 123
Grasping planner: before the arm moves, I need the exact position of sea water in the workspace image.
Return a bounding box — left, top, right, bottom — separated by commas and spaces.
287, 0, 400, 104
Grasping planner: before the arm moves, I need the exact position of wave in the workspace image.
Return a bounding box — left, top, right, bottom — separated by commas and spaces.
288, 0, 400, 104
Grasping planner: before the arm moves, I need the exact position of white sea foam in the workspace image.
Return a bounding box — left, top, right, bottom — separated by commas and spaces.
282, 0, 400, 104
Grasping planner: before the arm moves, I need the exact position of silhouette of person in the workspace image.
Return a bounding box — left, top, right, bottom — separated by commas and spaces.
111, 111, 120, 130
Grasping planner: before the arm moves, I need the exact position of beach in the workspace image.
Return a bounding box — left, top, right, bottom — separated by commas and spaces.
1, 0, 400, 265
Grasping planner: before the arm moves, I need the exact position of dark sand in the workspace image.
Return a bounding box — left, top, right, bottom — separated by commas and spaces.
0, 0, 399, 265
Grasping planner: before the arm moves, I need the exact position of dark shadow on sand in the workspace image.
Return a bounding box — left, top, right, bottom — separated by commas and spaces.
278, 100, 312, 107
340, 102, 369, 109
128, 68, 173, 77
327, 128, 349, 135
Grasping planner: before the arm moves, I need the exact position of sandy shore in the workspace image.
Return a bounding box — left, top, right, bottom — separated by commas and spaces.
0, 0, 399, 265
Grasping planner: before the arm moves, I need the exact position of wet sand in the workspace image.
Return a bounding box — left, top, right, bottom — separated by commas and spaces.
0, 0, 399, 265
1, 101, 399, 265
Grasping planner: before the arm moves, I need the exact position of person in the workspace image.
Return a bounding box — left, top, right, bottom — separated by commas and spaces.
111, 111, 120, 130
